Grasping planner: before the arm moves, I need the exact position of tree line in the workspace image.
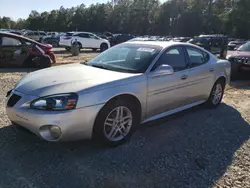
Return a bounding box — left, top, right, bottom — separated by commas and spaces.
0, 0, 250, 38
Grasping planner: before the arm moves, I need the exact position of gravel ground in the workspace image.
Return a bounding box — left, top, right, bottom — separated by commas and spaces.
0, 70, 250, 188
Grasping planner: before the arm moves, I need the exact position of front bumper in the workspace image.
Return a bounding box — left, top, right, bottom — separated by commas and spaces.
6, 90, 104, 142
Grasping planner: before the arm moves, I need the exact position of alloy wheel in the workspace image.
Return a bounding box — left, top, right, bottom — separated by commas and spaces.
212, 83, 223, 105
103, 106, 133, 142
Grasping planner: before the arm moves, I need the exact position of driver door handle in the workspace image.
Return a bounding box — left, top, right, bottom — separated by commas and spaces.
181, 75, 188, 80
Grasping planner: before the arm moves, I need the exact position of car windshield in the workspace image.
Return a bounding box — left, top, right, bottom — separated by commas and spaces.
237, 42, 250, 51
85, 44, 162, 73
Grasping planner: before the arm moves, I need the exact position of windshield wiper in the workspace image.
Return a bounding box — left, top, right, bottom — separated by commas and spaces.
91, 64, 110, 70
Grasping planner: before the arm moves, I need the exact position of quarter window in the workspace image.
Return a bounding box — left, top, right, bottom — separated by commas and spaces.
186, 47, 209, 67
1, 37, 22, 46
152, 46, 187, 72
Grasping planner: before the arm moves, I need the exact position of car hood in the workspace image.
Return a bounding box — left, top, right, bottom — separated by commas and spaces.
227, 50, 250, 58
15, 64, 140, 97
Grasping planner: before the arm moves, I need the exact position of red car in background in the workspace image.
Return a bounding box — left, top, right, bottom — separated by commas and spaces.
0, 32, 56, 68
226, 41, 250, 78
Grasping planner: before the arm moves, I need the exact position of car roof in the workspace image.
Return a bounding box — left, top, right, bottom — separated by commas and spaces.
124, 40, 200, 49
73, 32, 96, 35
0, 31, 40, 44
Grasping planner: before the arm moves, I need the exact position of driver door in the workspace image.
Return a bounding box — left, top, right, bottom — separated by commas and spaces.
146, 46, 189, 118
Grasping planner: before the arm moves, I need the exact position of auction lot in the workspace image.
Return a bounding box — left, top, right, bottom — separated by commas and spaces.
0, 51, 250, 188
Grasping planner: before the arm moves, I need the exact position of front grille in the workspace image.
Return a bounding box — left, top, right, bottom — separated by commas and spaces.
231, 57, 250, 64
7, 94, 21, 107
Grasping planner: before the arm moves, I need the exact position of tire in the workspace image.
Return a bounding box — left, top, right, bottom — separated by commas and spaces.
93, 99, 138, 146
39, 55, 52, 69
23, 55, 36, 68
100, 43, 108, 52
65, 47, 71, 51
51, 41, 59, 48
205, 79, 225, 108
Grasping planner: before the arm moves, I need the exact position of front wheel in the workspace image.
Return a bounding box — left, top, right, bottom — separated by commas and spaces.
205, 80, 225, 108
93, 100, 137, 146
100, 43, 108, 52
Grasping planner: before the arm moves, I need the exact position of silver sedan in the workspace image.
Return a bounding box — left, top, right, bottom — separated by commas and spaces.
6, 41, 231, 145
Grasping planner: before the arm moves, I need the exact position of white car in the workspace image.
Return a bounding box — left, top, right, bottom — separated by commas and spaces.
59, 32, 110, 52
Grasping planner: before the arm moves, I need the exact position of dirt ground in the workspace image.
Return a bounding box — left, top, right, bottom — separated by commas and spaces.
53, 48, 99, 66
0, 52, 250, 188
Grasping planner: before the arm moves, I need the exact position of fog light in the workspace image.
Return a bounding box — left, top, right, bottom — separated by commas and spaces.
49, 125, 61, 140
39, 125, 62, 141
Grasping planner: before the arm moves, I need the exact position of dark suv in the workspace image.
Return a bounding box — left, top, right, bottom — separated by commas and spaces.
188, 35, 228, 59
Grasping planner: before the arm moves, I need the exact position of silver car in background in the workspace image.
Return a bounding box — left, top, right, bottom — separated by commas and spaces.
6, 41, 231, 145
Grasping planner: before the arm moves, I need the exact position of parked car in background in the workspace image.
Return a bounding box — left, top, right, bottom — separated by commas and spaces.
41, 34, 60, 47
9, 30, 23, 35
188, 34, 228, 59
46, 32, 58, 36
24, 31, 47, 42
113, 34, 135, 45
60, 32, 110, 52
173, 37, 191, 42
226, 41, 250, 78
228, 40, 247, 50
0, 32, 56, 68
6, 41, 230, 145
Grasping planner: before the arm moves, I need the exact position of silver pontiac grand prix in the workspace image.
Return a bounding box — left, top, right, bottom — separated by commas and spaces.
6, 41, 231, 145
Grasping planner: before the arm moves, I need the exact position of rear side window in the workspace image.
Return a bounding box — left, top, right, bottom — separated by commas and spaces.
186, 47, 210, 68
78, 33, 90, 38
1, 36, 22, 46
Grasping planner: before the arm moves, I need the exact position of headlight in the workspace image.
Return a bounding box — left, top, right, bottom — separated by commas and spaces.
30, 93, 78, 111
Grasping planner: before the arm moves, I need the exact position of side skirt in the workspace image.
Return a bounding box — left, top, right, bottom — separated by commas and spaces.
142, 100, 206, 124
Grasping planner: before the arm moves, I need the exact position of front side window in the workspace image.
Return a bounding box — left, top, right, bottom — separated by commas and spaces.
1, 36, 22, 46
152, 46, 187, 72
186, 47, 209, 67
85, 44, 162, 73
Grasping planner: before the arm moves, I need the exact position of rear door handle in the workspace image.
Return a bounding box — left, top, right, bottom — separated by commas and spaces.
181, 75, 188, 80
209, 68, 214, 72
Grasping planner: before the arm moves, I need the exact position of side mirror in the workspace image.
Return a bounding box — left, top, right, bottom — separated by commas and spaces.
149, 64, 174, 77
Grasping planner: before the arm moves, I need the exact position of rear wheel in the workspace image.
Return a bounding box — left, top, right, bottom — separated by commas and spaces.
205, 80, 225, 108
51, 41, 59, 48
93, 99, 138, 146
65, 47, 71, 51
23, 55, 36, 68
100, 43, 108, 52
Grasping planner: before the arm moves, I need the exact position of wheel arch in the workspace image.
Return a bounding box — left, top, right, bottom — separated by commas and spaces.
92, 93, 142, 137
